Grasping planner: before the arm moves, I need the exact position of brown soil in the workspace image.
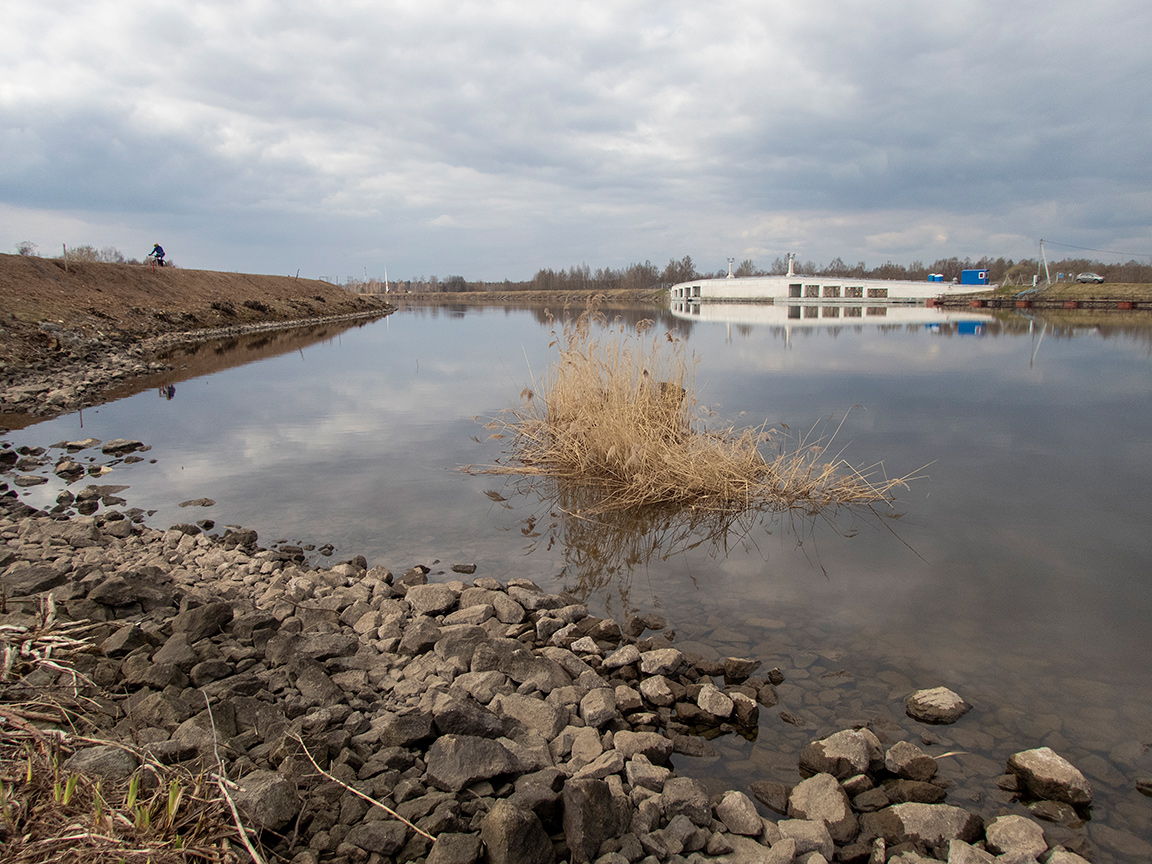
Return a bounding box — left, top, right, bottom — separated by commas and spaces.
0, 253, 394, 425
0, 253, 391, 368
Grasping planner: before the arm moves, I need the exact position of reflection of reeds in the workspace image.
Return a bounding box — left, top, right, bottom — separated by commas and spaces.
466, 300, 914, 516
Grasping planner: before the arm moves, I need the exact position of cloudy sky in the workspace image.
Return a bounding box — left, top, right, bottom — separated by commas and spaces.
3, 0, 1150, 281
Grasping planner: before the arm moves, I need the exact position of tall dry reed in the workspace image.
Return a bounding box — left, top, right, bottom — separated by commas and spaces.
467, 301, 913, 517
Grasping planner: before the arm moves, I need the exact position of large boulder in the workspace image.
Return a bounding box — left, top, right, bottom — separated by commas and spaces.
1007, 747, 1093, 806
905, 686, 971, 724
885, 740, 938, 782
860, 802, 983, 851
562, 778, 627, 863
984, 814, 1048, 860
788, 772, 859, 843
799, 728, 883, 779
715, 790, 763, 836
481, 800, 554, 864
425, 735, 519, 792
231, 770, 301, 832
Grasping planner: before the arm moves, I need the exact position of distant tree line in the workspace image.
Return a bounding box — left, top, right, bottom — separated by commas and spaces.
371, 252, 1152, 293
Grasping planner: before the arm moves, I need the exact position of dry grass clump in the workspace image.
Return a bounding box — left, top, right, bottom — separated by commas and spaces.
467, 301, 912, 516
0, 601, 247, 863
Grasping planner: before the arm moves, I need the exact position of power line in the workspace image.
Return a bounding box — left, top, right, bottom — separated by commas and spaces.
1041, 239, 1152, 260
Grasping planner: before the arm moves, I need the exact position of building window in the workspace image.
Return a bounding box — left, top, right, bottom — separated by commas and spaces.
844, 306, 862, 317
845, 286, 863, 298
803, 305, 819, 318
789, 283, 802, 298
823, 285, 841, 298
867, 288, 889, 299
822, 306, 839, 318
866, 306, 887, 316
804, 284, 820, 298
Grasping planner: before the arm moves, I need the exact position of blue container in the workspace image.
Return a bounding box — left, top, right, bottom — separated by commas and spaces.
960, 269, 989, 285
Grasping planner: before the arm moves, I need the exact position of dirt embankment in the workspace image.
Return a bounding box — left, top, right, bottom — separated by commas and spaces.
0, 253, 393, 422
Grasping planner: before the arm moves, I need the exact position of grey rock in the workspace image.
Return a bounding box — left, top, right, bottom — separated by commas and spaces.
492, 693, 566, 740
905, 686, 971, 724
432, 693, 506, 738
625, 755, 671, 791
696, 683, 734, 719
1007, 747, 1093, 806
638, 648, 683, 676
426, 832, 483, 864
4, 564, 69, 596
406, 583, 458, 615
99, 624, 149, 657
859, 802, 983, 848
426, 735, 519, 792
399, 615, 442, 655
984, 814, 1047, 860
1042, 849, 1093, 864
153, 632, 199, 671
232, 770, 301, 832
580, 687, 616, 728
102, 438, 144, 454
789, 772, 859, 843
171, 601, 234, 641
602, 644, 642, 668
885, 740, 937, 782
799, 728, 883, 780
715, 790, 763, 836
64, 744, 137, 780
88, 575, 142, 606
480, 800, 555, 864
613, 730, 673, 764
749, 779, 792, 815
571, 750, 626, 780
563, 778, 626, 863
293, 662, 344, 706
498, 649, 570, 693
452, 670, 507, 704
723, 656, 762, 681
639, 675, 676, 707
946, 839, 997, 863
778, 819, 835, 860
380, 709, 436, 747
661, 776, 711, 827
345, 820, 409, 854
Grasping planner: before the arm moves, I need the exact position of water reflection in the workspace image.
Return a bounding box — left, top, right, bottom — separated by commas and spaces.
6, 302, 1152, 858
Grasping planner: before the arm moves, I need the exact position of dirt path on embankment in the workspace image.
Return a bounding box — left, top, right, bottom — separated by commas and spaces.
0, 253, 393, 423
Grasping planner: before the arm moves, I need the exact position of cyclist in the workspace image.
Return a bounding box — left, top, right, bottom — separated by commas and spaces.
149, 243, 166, 267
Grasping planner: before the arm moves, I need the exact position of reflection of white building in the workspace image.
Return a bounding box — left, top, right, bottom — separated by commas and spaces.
670, 300, 993, 331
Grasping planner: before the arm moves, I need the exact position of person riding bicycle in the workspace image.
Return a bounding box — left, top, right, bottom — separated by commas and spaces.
149, 243, 166, 267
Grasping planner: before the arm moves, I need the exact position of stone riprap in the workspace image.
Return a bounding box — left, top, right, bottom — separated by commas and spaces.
0, 446, 1107, 864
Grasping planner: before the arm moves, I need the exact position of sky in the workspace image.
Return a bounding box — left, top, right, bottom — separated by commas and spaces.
2, 0, 1151, 282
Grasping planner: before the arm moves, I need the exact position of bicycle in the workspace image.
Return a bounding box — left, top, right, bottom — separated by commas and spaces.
147, 253, 165, 272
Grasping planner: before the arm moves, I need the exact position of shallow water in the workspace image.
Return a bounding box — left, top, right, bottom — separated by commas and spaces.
8, 302, 1152, 858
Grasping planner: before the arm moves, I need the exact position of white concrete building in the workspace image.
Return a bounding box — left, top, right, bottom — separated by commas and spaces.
669, 273, 990, 304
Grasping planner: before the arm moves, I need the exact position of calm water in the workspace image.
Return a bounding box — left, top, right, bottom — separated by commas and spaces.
8, 303, 1152, 857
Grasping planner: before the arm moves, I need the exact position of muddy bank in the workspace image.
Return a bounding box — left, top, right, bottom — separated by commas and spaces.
0, 252, 394, 422
0, 437, 1115, 864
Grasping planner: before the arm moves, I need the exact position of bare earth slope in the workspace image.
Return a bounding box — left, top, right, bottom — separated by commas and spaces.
0, 253, 392, 421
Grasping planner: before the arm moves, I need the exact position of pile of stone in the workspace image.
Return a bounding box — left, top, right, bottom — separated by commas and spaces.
0, 483, 1101, 863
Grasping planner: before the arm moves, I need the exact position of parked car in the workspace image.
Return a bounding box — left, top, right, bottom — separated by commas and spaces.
1076, 272, 1105, 283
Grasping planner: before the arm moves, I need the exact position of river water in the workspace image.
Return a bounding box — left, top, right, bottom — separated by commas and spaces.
8, 301, 1152, 858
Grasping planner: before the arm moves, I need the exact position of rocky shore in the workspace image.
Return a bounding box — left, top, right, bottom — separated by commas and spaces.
0, 438, 1106, 864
